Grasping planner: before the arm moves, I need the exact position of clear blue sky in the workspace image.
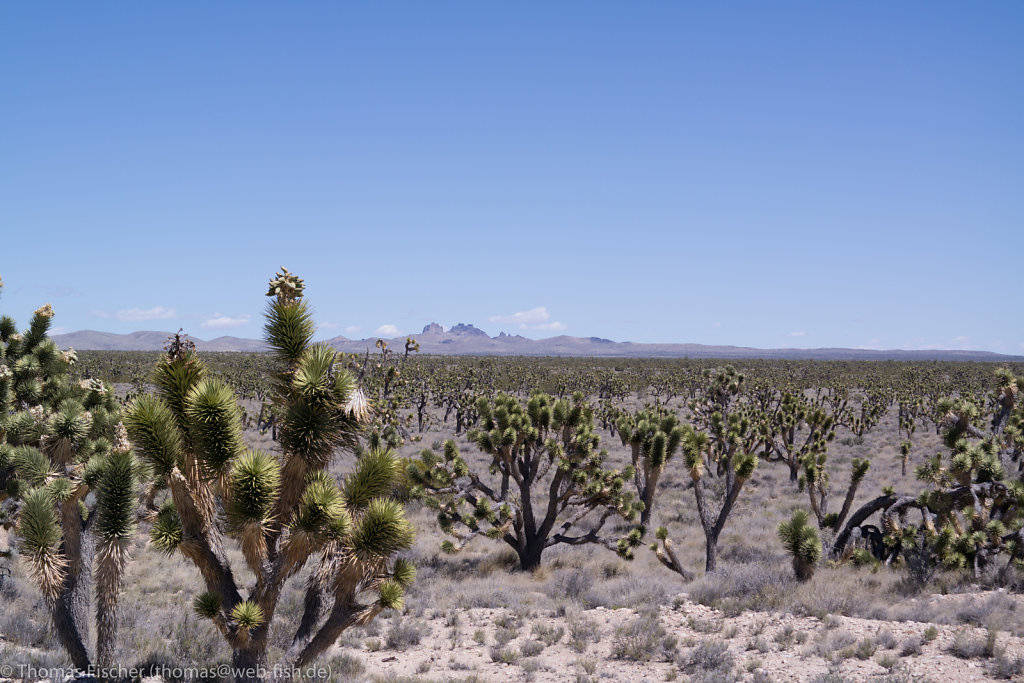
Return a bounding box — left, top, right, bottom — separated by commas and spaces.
2, 2, 1021, 352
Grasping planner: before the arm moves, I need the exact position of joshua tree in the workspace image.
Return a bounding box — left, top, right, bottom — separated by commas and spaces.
616, 406, 683, 528
0, 282, 142, 670
841, 389, 888, 440
410, 392, 643, 570
125, 268, 414, 681
899, 440, 912, 477
778, 509, 821, 581
760, 391, 836, 483
656, 366, 760, 574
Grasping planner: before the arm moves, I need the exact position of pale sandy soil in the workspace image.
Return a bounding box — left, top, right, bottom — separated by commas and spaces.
325, 591, 1024, 682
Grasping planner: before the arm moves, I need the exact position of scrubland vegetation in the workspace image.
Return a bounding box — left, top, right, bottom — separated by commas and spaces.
3, 270, 1024, 681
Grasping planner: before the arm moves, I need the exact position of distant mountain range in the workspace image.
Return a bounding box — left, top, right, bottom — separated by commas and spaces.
51, 323, 1022, 361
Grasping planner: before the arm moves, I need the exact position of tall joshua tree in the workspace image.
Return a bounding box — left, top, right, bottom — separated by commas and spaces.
410, 392, 643, 570
125, 268, 414, 682
653, 366, 760, 575
0, 277, 142, 670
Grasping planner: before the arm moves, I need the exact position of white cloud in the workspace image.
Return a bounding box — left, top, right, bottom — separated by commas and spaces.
711, 322, 722, 328
89, 309, 112, 319
489, 306, 566, 331
201, 313, 251, 330
318, 321, 340, 330
345, 325, 362, 334
856, 339, 883, 350
115, 306, 177, 322
375, 324, 400, 337
488, 307, 551, 327
50, 326, 68, 336
787, 331, 806, 337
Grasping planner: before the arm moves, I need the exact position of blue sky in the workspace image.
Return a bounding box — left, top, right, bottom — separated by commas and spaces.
1, 2, 1021, 352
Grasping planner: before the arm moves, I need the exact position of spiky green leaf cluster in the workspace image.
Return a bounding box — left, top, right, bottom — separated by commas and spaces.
18, 487, 63, 557
150, 501, 183, 555
193, 591, 222, 619
228, 450, 281, 528
124, 395, 183, 475
351, 498, 414, 559
186, 378, 244, 475
231, 600, 265, 631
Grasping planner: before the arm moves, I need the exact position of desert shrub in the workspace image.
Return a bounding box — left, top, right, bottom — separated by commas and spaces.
900, 635, 923, 656
810, 670, 853, 683
774, 625, 795, 649
688, 616, 723, 634
532, 623, 564, 646
494, 626, 517, 648
877, 652, 900, 671
949, 628, 988, 659
750, 637, 771, 653
386, 619, 425, 650
603, 574, 671, 609
823, 615, 842, 629
547, 567, 600, 607
809, 630, 857, 660
955, 593, 1018, 628
993, 653, 1024, 679
611, 612, 668, 662
0, 575, 62, 651
684, 638, 734, 674
326, 653, 365, 678
489, 646, 517, 664
875, 627, 897, 649
568, 615, 601, 653
688, 562, 793, 612
855, 637, 877, 660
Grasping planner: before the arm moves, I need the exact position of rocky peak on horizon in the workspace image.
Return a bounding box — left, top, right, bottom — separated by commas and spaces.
421, 322, 445, 335
448, 323, 489, 337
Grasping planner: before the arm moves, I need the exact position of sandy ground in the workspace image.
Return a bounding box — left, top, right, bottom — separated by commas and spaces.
325, 591, 1024, 681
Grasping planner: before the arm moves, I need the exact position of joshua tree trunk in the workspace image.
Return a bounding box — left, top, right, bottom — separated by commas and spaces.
232, 645, 268, 683
52, 511, 93, 671
692, 464, 748, 573
515, 540, 545, 571
704, 533, 720, 573
639, 477, 659, 529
